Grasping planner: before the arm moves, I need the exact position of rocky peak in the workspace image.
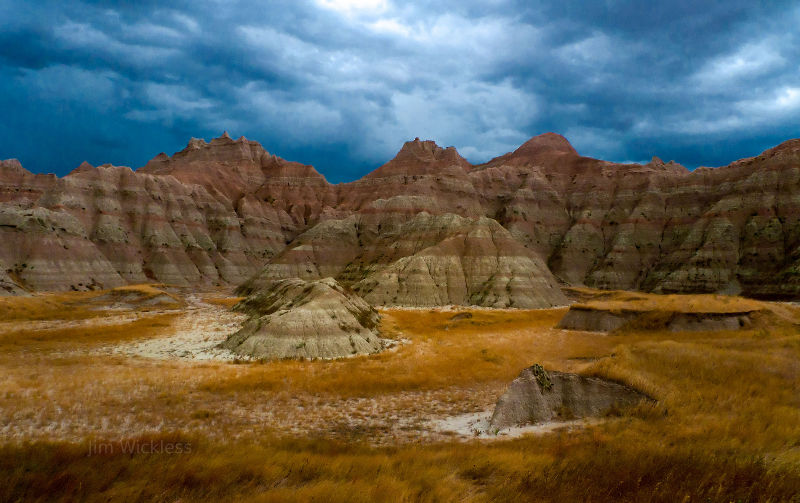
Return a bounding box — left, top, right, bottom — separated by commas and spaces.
210, 131, 234, 146
0, 159, 29, 175
68, 161, 96, 175
646, 156, 687, 174
143, 133, 271, 169
367, 138, 471, 177
762, 138, 800, 160
513, 133, 579, 158
474, 132, 579, 170
5, 131, 800, 303
186, 137, 207, 150
397, 137, 445, 159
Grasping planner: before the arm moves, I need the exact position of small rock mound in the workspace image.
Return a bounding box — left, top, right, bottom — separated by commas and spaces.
221, 277, 382, 360
557, 307, 756, 332
489, 364, 650, 430
557, 291, 764, 333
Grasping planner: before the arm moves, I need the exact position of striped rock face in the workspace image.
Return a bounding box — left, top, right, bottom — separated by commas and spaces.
2, 133, 800, 303
489, 365, 651, 430
222, 277, 382, 360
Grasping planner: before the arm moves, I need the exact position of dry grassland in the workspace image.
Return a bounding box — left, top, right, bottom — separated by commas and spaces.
566, 287, 770, 313
1, 287, 799, 502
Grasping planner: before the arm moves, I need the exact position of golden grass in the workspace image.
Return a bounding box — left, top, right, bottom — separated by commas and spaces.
1, 291, 799, 501
0, 313, 178, 352
107, 284, 172, 297
200, 307, 615, 397
0, 291, 100, 322
0, 284, 181, 324
104, 283, 181, 303
568, 288, 767, 314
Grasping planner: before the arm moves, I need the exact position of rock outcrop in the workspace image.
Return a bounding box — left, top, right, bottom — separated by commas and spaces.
349, 213, 566, 308
245, 212, 567, 308
557, 307, 756, 332
3, 132, 800, 302
489, 364, 650, 430
0, 135, 334, 291
0, 267, 25, 295
556, 292, 764, 332
221, 277, 382, 359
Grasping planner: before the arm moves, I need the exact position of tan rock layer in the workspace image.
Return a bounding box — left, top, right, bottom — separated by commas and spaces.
222, 277, 382, 360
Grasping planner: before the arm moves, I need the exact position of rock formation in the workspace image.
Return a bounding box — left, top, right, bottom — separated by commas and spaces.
348, 213, 565, 308
489, 364, 650, 430
2, 132, 800, 302
245, 212, 567, 308
222, 277, 382, 359
557, 306, 756, 332
556, 292, 763, 332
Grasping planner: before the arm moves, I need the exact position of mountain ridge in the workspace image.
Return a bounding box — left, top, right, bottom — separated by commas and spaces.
1, 132, 799, 303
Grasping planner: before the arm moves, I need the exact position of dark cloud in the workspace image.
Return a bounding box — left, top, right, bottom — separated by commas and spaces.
1, 0, 799, 182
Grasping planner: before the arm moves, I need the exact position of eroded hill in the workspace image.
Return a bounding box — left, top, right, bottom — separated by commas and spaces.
2, 133, 800, 303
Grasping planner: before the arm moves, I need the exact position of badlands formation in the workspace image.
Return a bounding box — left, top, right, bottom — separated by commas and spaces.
1, 133, 800, 305
489, 364, 650, 430
557, 290, 765, 332
223, 277, 383, 359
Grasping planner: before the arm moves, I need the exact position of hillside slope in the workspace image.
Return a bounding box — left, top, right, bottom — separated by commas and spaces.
2, 133, 799, 301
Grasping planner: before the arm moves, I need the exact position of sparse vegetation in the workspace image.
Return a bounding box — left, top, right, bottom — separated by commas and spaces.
566, 287, 768, 314
0, 288, 799, 501
530, 363, 553, 390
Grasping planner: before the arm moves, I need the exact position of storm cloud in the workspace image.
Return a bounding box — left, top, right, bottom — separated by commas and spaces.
1, 0, 799, 181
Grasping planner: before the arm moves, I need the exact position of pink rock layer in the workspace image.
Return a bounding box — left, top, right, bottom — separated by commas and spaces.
2, 133, 799, 304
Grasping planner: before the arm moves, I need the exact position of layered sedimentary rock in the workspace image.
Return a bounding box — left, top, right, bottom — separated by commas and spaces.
222, 277, 382, 359
489, 364, 649, 430
243, 212, 567, 308
557, 307, 756, 332
349, 213, 566, 308
556, 291, 763, 332
3, 132, 800, 301
0, 135, 335, 292
0, 268, 25, 295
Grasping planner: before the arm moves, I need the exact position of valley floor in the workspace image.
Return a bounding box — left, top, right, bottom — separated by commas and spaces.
1, 287, 799, 502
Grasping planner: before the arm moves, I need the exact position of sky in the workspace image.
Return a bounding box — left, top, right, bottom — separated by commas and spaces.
1, 0, 799, 183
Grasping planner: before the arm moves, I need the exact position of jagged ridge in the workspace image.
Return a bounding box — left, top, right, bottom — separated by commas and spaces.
1, 133, 800, 302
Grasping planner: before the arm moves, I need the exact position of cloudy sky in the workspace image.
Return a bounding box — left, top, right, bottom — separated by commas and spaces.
1, 0, 799, 182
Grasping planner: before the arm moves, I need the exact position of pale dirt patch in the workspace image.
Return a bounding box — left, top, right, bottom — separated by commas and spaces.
429, 410, 601, 440
108, 294, 247, 361
105, 296, 409, 362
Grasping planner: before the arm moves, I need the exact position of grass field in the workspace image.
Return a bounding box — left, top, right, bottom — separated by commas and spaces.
1, 287, 799, 502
